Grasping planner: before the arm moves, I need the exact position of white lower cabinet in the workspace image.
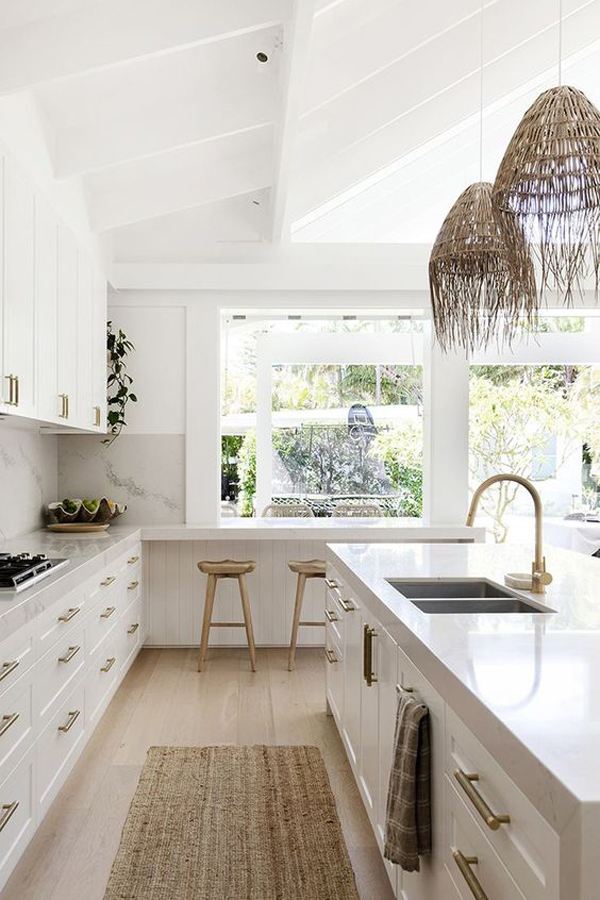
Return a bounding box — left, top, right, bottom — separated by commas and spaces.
0, 542, 145, 890
325, 564, 561, 900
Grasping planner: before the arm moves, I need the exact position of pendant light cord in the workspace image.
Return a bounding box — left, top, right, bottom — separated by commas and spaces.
558, 0, 563, 85
479, 0, 484, 181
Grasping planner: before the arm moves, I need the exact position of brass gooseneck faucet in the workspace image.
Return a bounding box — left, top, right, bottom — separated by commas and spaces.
466, 473, 553, 595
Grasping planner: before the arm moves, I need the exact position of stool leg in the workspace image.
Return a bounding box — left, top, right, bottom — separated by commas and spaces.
288, 573, 306, 672
198, 574, 217, 672
238, 573, 257, 672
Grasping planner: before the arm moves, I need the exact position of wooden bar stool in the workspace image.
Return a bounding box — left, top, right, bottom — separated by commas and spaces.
287, 559, 326, 671
197, 560, 257, 672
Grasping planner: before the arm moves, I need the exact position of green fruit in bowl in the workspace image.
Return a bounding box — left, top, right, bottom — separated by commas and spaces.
83, 498, 99, 513
62, 498, 79, 514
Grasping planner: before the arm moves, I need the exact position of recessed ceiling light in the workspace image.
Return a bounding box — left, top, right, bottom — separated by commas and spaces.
256, 52, 268, 63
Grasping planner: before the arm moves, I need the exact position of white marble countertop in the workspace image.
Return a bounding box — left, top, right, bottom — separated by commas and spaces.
327, 541, 600, 832
0, 526, 142, 640
141, 518, 484, 542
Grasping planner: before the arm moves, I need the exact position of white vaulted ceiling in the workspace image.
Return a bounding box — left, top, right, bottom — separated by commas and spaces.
1, 0, 599, 263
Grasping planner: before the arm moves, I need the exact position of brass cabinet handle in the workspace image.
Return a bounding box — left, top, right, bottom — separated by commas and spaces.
93, 405, 101, 427
4, 375, 14, 406
13, 375, 19, 407
101, 657, 116, 673
100, 606, 116, 619
454, 769, 511, 831
65, 393, 69, 419
325, 609, 338, 623
127, 623, 140, 635
338, 596, 355, 613
101, 576, 116, 587
0, 661, 19, 682
0, 713, 19, 738
127, 556, 139, 565
0, 801, 19, 833
325, 578, 339, 590
58, 709, 81, 733
325, 648, 338, 664
453, 850, 488, 900
58, 606, 81, 623
363, 624, 378, 686
58, 645, 80, 664
127, 581, 139, 591
396, 683, 414, 694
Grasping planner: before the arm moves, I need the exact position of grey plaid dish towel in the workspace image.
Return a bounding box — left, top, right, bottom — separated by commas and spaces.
383, 689, 431, 872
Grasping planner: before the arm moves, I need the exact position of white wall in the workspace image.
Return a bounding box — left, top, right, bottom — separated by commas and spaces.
0, 423, 57, 541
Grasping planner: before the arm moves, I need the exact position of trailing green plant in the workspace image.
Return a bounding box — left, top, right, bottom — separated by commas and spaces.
103, 321, 137, 446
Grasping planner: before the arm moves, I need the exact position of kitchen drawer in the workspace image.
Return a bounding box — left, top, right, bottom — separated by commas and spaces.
0, 746, 36, 892
37, 622, 85, 726
325, 582, 345, 646
446, 775, 526, 900
119, 598, 142, 673
0, 672, 34, 786
37, 586, 86, 658
37, 682, 85, 819
446, 708, 559, 900
325, 630, 344, 725
0, 623, 35, 699
121, 573, 141, 612
86, 584, 121, 656
87, 566, 122, 614
86, 635, 120, 729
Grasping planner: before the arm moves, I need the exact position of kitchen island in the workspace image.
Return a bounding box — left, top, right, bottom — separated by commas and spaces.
325, 541, 600, 900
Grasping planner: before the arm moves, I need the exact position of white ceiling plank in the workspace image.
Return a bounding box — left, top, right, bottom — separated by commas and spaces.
0, 0, 286, 95
86, 127, 273, 232
38, 29, 280, 177
268, 0, 316, 243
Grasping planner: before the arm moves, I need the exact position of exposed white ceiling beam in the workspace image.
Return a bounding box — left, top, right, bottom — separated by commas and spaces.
86, 127, 273, 232
0, 0, 285, 95
268, 0, 316, 242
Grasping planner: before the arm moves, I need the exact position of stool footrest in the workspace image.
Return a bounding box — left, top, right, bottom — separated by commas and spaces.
299, 620, 326, 627
209, 621, 246, 628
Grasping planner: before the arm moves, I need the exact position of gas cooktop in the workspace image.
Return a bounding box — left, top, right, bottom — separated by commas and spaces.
0, 553, 69, 592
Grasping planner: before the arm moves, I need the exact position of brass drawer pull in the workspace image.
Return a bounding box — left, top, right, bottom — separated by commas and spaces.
127, 556, 139, 565
58, 606, 81, 623
58, 710, 81, 733
93, 405, 101, 427
127, 623, 140, 635
324, 578, 339, 589
58, 646, 80, 664
395, 684, 414, 693
325, 649, 339, 664
0, 801, 19, 833
14, 375, 19, 407
101, 657, 116, 673
325, 609, 338, 623
453, 850, 487, 900
454, 769, 511, 831
100, 606, 116, 619
4, 375, 15, 406
363, 624, 378, 686
338, 596, 355, 613
101, 576, 116, 587
127, 581, 139, 591
0, 661, 19, 682
0, 713, 19, 737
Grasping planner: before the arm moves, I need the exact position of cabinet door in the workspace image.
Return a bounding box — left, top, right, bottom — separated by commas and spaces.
76, 249, 93, 427
91, 270, 107, 431
359, 618, 379, 825
377, 627, 400, 896
57, 224, 78, 423
341, 596, 362, 770
3, 158, 35, 417
35, 196, 59, 423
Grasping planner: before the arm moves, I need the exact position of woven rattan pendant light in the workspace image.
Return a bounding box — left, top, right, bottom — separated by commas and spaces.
429, 2, 536, 352
493, 2, 600, 301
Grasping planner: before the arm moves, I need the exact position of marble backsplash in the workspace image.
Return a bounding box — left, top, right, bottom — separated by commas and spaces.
57, 434, 184, 525
0, 424, 58, 541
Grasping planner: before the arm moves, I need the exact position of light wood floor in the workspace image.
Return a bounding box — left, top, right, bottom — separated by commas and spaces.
2, 648, 395, 900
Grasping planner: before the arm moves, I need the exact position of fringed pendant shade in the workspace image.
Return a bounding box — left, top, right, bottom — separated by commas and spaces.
493, 85, 600, 302
429, 182, 537, 353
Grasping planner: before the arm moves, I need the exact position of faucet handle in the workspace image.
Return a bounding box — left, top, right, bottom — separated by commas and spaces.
532, 558, 553, 587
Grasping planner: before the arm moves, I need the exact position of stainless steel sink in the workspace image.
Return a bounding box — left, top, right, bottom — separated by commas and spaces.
386, 579, 552, 615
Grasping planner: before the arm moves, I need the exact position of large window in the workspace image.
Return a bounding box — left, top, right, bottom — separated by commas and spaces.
221, 314, 423, 517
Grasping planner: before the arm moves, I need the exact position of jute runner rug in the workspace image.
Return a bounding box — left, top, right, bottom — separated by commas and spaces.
103, 745, 360, 899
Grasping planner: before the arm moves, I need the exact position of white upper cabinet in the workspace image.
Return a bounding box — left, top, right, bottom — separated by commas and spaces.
3, 157, 36, 417
76, 249, 93, 428
91, 272, 107, 431
57, 224, 79, 425
35, 196, 59, 423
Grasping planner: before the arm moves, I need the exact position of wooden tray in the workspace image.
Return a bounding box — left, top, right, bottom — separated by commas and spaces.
47, 523, 111, 533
